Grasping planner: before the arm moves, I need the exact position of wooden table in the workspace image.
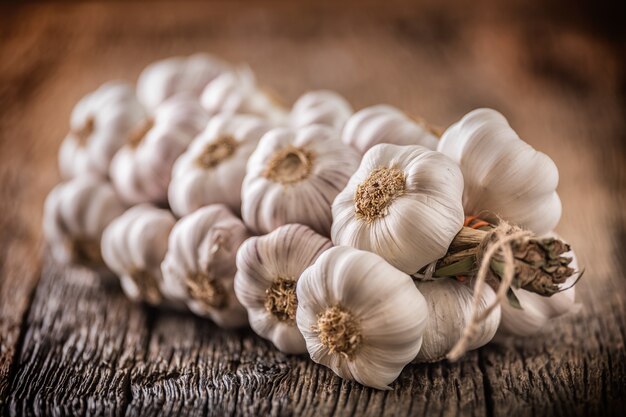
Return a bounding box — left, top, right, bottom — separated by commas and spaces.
1, 1, 624, 416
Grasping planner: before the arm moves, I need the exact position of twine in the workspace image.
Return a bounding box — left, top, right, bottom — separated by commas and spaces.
447, 222, 532, 361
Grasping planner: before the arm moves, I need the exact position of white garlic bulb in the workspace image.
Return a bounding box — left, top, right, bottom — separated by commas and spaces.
168, 113, 273, 217
296, 246, 428, 390
341, 105, 439, 155
101, 205, 176, 305
200, 66, 288, 124
235, 224, 332, 354
241, 124, 360, 235
137, 53, 230, 112
43, 176, 126, 269
289, 90, 353, 131
414, 278, 500, 362
110, 94, 209, 205
331, 143, 465, 275
498, 237, 579, 337
438, 108, 561, 235
59, 81, 146, 179
161, 205, 249, 328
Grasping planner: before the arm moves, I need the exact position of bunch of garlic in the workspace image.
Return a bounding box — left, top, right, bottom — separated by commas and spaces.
161, 205, 249, 328
234, 224, 332, 353
101, 205, 176, 305
168, 113, 273, 217
289, 90, 353, 131
59, 81, 146, 179
242, 124, 360, 235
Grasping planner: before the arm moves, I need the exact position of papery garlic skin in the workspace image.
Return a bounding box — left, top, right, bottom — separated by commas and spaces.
59, 81, 146, 179
498, 236, 579, 337
341, 105, 439, 155
161, 205, 249, 328
137, 54, 230, 112
101, 205, 176, 305
414, 278, 500, 362
235, 224, 332, 354
290, 90, 353, 131
200, 67, 288, 124
43, 176, 126, 269
110, 95, 209, 205
168, 114, 273, 217
296, 246, 428, 390
438, 108, 561, 235
332, 143, 465, 275
242, 125, 360, 235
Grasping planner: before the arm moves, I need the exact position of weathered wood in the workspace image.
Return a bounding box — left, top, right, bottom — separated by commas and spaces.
1, 1, 625, 416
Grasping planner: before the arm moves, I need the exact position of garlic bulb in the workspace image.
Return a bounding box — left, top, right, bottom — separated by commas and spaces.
438, 108, 561, 235
137, 53, 230, 111
234, 224, 332, 353
289, 90, 353, 131
296, 246, 428, 390
341, 105, 439, 155
498, 236, 579, 337
200, 66, 287, 124
43, 176, 125, 269
161, 205, 249, 328
168, 113, 273, 217
101, 205, 176, 305
59, 81, 146, 179
331, 143, 465, 274
241, 124, 360, 235
110, 94, 209, 205
414, 278, 500, 362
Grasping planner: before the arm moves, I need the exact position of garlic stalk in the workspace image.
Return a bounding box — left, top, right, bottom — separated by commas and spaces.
296, 246, 428, 390
161, 205, 249, 328
289, 90, 353, 131
242, 124, 360, 235
341, 105, 439, 155
59, 81, 146, 179
331, 143, 465, 274
234, 224, 332, 354
168, 113, 273, 217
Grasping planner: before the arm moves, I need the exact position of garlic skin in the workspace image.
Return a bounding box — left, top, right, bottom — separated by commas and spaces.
331, 143, 465, 275
296, 246, 428, 390
161, 205, 249, 328
137, 54, 230, 112
414, 278, 500, 362
101, 205, 176, 305
438, 108, 561, 235
110, 94, 209, 205
289, 90, 353, 131
498, 236, 579, 337
241, 125, 360, 235
59, 81, 146, 179
200, 67, 288, 124
341, 105, 439, 155
234, 224, 332, 354
168, 114, 273, 217
43, 176, 125, 269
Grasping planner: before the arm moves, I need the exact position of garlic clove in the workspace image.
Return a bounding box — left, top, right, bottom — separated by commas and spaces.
296, 246, 428, 390
137, 53, 231, 112
234, 224, 332, 354
161, 204, 250, 328
414, 278, 501, 362
341, 104, 439, 155
438, 108, 561, 235
242, 125, 360, 235
59, 81, 147, 179
289, 90, 353, 131
331, 143, 465, 274
168, 113, 273, 217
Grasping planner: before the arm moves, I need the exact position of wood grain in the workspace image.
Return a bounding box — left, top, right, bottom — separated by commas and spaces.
1, 1, 625, 416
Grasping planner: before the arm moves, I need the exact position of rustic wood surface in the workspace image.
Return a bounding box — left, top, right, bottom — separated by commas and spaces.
0, 1, 624, 416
